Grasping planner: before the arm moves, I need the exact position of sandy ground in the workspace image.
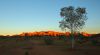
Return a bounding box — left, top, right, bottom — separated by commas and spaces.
0, 40, 100, 55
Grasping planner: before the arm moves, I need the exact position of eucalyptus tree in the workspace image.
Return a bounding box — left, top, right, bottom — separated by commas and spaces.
59, 6, 87, 48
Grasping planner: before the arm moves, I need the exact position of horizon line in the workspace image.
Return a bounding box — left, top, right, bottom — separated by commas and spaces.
0, 30, 100, 36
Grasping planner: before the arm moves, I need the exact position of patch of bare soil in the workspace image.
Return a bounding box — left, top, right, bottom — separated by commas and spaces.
0, 41, 100, 55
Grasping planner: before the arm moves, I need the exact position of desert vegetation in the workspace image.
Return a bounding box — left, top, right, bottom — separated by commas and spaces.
0, 31, 100, 55
0, 0, 100, 55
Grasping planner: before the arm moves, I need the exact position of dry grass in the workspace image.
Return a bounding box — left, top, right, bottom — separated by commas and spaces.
0, 39, 100, 55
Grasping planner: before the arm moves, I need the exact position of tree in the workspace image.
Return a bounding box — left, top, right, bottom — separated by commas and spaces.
59, 6, 87, 49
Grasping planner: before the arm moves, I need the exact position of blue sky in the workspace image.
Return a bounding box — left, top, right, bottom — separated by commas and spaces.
0, 0, 100, 35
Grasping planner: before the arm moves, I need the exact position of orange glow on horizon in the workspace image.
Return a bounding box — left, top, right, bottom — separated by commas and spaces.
0, 31, 95, 37
19, 31, 92, 37
81, 32, 92, 37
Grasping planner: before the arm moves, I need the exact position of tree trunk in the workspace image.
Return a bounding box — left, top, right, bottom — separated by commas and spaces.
72, 34, 74, 49
71, 24, 75, 49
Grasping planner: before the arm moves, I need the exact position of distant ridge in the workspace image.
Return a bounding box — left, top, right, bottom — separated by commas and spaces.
0, 31, 95, 37
18, 31, 92, 37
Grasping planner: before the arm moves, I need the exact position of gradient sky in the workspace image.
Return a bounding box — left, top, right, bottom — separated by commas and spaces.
0, 0, 100, 35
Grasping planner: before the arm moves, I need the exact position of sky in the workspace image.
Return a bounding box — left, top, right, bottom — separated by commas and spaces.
0, 0, 100, 35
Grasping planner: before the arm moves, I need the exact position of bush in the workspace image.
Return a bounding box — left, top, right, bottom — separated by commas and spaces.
44, 36, 54, 45
25, 51, 29, 55
91, 40, 100, 46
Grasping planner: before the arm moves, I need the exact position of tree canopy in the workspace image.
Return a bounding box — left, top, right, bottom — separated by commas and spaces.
59, 6, 87, 32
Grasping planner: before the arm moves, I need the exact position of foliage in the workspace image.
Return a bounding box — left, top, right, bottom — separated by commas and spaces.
25, 51, 29, 55
59, 6, 87, 48
44, 36, 54, 45
59, 6, 87, 32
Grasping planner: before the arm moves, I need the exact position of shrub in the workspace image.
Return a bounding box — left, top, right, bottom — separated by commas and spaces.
44, 36, 54, 45
25, 51, 29, 55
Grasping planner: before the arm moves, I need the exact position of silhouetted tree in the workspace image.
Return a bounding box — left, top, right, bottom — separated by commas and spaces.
59, 6, 87, 48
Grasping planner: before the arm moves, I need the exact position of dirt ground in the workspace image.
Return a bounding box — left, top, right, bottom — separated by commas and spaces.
0, 40, 100, 55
